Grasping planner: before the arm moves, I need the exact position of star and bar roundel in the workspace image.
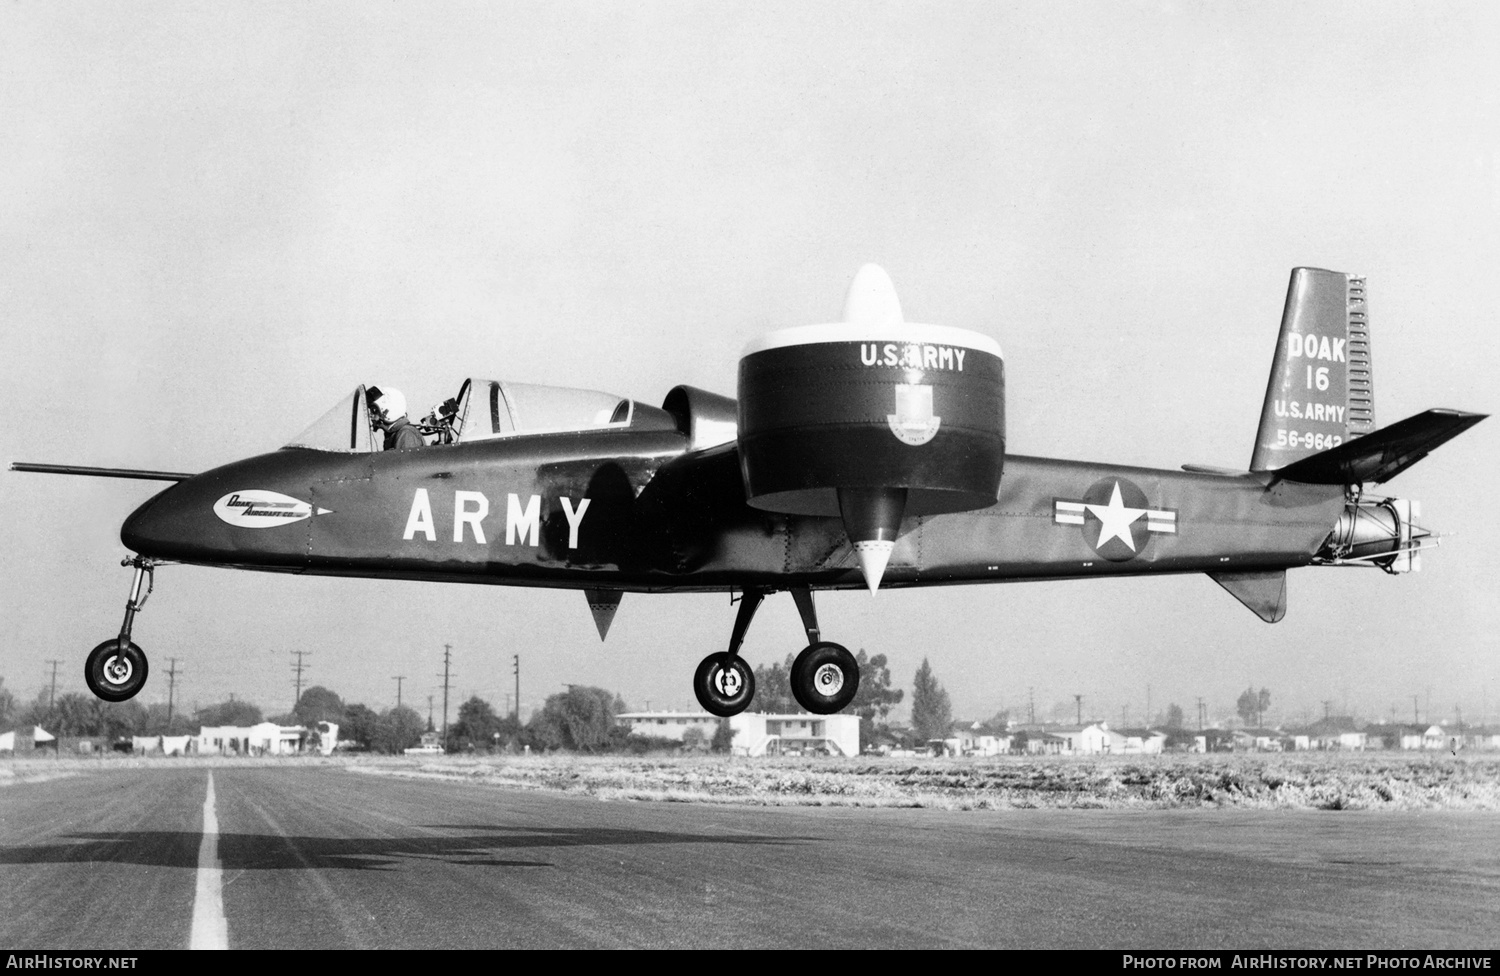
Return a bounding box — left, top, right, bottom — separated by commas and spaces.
1052, 477, 1177, 561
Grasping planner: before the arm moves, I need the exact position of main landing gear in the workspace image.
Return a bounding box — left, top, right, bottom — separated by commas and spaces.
84, 557, 156, 703
692, 586, 861, 718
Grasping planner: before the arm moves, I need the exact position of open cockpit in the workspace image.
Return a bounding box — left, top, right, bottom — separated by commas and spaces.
284, 379, 678, 453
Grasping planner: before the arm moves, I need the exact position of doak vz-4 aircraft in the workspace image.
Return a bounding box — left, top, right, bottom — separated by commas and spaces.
12, 266, 1485, 717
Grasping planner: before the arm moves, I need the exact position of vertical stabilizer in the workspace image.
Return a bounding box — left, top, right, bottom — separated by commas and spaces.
1250, 269, 1375, 472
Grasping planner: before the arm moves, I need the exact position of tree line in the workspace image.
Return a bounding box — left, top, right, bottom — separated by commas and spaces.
2, 659, 1227, 755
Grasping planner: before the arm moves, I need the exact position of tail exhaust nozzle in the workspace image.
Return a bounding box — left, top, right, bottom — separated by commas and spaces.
1318, 496, 1428, 573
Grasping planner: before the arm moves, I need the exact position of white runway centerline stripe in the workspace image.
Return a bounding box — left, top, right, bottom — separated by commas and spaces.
190, 772, 229, 950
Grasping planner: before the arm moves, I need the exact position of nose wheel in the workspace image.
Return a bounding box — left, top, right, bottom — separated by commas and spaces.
85, 638, 149, 703
84, 557, 157, 702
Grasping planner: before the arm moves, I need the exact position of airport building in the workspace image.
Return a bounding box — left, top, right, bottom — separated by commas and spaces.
616, 711, 860, 757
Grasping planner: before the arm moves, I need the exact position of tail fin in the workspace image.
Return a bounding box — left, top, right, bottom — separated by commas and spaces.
1250, 268, 1375, 472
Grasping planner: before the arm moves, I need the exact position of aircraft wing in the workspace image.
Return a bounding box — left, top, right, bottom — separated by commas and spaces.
1271, 409, 1486, 486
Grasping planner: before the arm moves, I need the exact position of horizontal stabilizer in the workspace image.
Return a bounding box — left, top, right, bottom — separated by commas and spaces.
1271, 409, 1486, 486
1208, 570, 1286, 623
10, 462, 193, 482
1181, 464, 1247, 476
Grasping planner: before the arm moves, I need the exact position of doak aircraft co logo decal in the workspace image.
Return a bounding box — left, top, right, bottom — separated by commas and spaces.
888, 384, 940, 445
214, 490, 331, 529
1053, 478, 1176, 561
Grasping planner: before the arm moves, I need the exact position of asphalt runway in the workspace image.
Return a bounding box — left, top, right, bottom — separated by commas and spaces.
1, 765, 1496, 949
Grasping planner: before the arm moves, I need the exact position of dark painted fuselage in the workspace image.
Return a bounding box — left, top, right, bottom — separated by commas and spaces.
120, 428, 1346, 593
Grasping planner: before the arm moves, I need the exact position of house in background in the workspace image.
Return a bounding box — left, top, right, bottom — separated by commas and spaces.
615, 710, 860, 757
1115, 728, 1167, 754
197, 722, 307, 756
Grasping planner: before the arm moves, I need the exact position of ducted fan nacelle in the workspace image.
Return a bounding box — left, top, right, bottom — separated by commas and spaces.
736, 265, 1005, 591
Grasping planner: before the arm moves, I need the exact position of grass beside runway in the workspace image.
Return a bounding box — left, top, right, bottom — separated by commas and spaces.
7, 751, 1498, 810
342, 751, 1500, 810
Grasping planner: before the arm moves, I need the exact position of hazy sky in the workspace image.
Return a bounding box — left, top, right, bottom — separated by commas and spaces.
3, 2, 1496, 730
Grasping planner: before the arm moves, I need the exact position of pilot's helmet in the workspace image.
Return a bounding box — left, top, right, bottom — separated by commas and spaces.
368, 386, 407, 423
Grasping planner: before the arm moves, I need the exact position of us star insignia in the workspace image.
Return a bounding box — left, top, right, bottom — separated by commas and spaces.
1053, 478, 1176, 561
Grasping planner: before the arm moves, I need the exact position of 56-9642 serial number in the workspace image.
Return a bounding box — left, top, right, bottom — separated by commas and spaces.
1275, 429, 1343, 451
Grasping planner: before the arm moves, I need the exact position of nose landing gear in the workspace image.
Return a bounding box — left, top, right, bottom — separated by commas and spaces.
84, 557, 156, 703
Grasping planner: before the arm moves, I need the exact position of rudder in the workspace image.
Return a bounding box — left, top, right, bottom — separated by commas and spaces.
1250, 268, 1375, 472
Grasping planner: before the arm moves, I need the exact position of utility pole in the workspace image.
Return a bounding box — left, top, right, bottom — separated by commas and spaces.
165, 658, 181, 726
1028, 687, 1035, 725
513, 654, 520, 721
1413, 695, 1421, 725
1074, 694, 1083, 725
1196, 697, 1205, 730
290, 650, 312, 710
393, 675, 405, 710
46, 660, 62, 707
440, 644, 453, 748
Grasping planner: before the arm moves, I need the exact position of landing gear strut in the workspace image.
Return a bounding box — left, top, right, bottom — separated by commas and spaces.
786, 587, 859, 715
84, 557, 155, 703
693, 589, 763, 716
692, 586, 862, 718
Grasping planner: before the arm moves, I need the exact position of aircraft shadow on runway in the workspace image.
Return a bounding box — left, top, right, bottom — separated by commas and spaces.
0, 825, 816, 872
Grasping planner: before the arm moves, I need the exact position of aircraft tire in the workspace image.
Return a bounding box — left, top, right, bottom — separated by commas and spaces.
790, 641, 860, 715
693, 653, 755, 717
85, 638, 149, 703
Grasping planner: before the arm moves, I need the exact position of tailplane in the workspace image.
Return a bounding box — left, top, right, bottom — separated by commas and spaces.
1250, 268, 1375, 473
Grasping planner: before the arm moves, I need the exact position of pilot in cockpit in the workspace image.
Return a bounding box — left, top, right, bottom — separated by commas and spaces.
366, 386, 426, 450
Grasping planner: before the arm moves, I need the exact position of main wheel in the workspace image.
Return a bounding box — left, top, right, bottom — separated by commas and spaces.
790, 641, 860, 715
693, 653, 755, 717
85, 639, 149, 703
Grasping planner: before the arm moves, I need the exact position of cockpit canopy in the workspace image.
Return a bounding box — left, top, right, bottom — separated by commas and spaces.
285, 380, 674, 452
286, 386, 381, 453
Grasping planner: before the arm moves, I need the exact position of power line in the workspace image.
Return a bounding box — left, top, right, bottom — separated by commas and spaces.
165, 658, 181, 725
290, 650, 312, 709
440, 644, 453, 746
45, 660, 62, 707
